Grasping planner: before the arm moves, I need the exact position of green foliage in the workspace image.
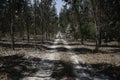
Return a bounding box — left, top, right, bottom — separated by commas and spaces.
74, 22, 95, 40
59, 6, 70, 33
0, 0, 120, 45
100, 0, 120, 41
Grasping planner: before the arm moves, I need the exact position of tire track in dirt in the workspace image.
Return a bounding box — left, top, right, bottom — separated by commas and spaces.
22, 38, 62, 80
22, 32, 110, 80
60, 38, 110, 80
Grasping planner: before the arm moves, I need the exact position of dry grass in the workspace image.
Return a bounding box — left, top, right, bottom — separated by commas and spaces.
0, 49, 25, 56
77, 53, 120, 66
0, 48, 42, 57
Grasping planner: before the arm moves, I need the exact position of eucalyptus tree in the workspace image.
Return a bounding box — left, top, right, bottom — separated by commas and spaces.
48, 3, 58, 40
89, 0, 102, 51
38, 0, 58, 41
9, 0, 16, 50
61, 0, 90, 44
8, 0, 29, 50
33, 0, 37, 48
23, 0, 32, 43
59, 4, 74, 34
100, 0, 120, 44
0, 0, 8, 40
59, 5, 69, 33
90, 0, 120, 50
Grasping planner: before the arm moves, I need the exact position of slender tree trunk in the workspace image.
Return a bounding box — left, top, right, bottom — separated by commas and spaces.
0, 31, 1, 41
81, 35, 84, 45
10, 19, 15, 50
91, 0, 101, 51
24, 0, 30, 43
72, 1, 84, 45
34, 0, 37, 49
26, 22, 30, 43
94, 23, 100, 51
41, 23, 44, 43
118, 37, 120, 46
40, 1, 44, 44
10, 0, 15, 50
99, 31, 102, 46
45, 31, 48, 41
78, 23, 84, 45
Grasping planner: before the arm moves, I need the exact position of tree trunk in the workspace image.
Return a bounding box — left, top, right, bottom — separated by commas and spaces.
72, 2, 84, 45
77, 23, 84, 45
10, 0, 15, 50
34, 0, 37, 49
26, 22, 30, 43
40, 1, 44, 44
118, 37, 120, 46
94, 23, 100, 51
10, 19, 15, 50
90, 0, 101, 51
81, 33, 84, 45
0, 31, 1, 41
41, 24, 44, 43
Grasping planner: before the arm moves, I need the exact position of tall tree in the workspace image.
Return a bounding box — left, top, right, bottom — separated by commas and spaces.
23, 0, 32, 43
61, 0, 90, 44
9, 0, 15, 50
34, 0, 37, 49
90, 0, 101, 51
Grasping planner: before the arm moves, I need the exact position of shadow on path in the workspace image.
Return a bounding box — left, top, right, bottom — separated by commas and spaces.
0, 55, 40, 80
87, 63, 120, 80
51, 60, 76, 80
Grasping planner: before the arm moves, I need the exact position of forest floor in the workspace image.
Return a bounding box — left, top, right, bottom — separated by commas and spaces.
0, 39, 120, 80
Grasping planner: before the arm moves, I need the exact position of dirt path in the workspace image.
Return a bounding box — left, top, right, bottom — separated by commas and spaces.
22, 32, 110, 80
60, 39, 110, 80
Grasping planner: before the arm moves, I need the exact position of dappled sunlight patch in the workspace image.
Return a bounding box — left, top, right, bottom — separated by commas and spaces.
42, 53, 61, 60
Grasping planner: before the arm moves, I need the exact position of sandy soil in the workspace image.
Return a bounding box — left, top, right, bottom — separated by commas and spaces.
77, 53, 120, 66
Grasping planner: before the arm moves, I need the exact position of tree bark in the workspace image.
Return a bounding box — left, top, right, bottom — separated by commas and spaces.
72, 1, 84, 45
94, 23, 100, 51
10, 0, 15, 50
40, 0, 44, 43
90, 0, 101, 51
34, 0, 37, 49
26, 22, 30, 43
